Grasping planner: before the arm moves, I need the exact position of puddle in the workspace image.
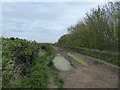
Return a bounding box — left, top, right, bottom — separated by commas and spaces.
53, 55, 72, 71
57, 54, 61, 55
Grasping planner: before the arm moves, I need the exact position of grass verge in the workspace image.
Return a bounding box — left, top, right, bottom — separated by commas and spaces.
2, 37, 64, 88
54, 76, 64, 88
47, 59, 64, 88
20, 44, 64, 88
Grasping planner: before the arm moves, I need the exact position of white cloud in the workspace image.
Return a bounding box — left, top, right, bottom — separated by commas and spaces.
2, 2, 107, 43
2, 0, 117, 2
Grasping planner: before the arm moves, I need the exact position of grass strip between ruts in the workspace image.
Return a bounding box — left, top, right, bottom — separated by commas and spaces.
67, 53, 88, 66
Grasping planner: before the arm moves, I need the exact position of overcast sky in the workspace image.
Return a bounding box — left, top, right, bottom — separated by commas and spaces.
2, 2, 106, 43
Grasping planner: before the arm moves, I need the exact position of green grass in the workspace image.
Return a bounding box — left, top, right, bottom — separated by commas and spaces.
54, 76, 64, 88
67, 53, 88, 66
19, 44, 64, 88
19, 44, 56, 88
2, 37, 63, 88
20, 56, 49, 88
48, 65, 64, 88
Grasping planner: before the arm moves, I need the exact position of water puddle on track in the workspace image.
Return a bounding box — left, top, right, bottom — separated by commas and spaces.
53, 54, 72, 71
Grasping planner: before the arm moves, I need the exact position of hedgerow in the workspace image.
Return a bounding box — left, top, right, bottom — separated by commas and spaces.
2, 37, 62, 88
2, 37, 40, 87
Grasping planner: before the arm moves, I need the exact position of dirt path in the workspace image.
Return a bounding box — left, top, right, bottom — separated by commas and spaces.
53, 47, 119, 88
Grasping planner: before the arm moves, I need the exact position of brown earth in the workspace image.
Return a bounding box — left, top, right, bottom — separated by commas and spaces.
52, 47, 119, 88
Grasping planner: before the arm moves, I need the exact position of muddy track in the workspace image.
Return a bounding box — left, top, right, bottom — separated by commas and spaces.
53, 47, 119, 88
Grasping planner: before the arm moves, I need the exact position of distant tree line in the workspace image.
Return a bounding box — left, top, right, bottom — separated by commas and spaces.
56, 1, 120, 52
